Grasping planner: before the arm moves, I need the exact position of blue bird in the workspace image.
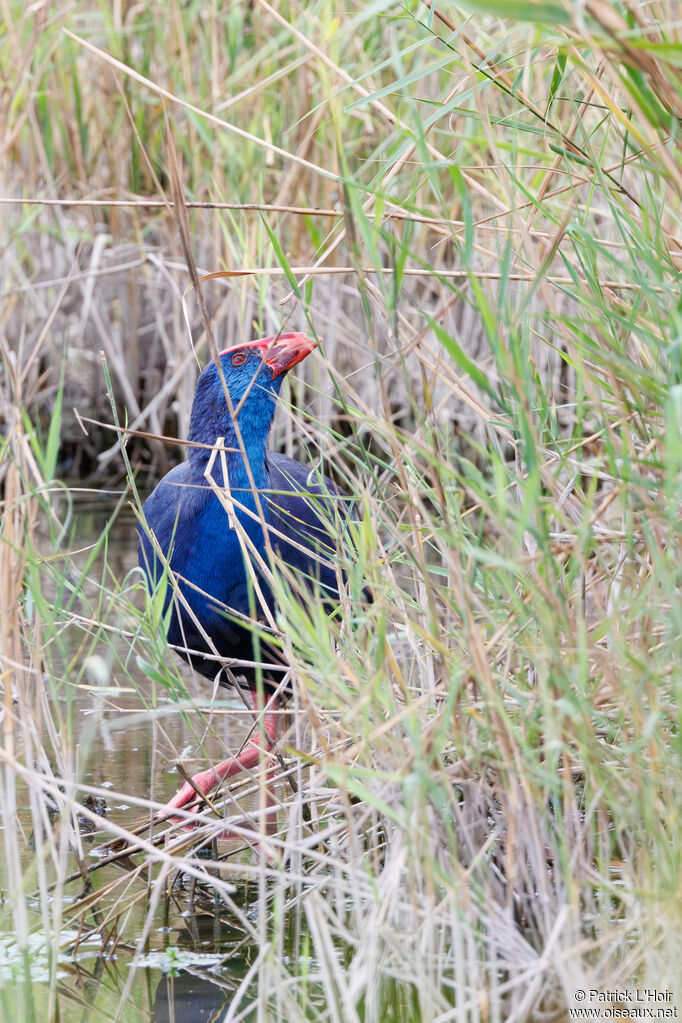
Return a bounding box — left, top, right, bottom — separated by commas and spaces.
138, 333, 354, 820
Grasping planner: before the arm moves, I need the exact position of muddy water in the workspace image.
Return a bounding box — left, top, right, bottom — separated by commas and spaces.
2, 495, 285, 1023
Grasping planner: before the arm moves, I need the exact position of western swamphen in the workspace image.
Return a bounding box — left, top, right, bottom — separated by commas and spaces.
138, 333, 353, 822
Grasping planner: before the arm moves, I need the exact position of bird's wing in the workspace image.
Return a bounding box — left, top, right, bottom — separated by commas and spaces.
139, 460, 208, 545
264, 451, 355, 595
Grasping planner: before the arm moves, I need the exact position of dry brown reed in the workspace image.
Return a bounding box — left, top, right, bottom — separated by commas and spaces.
2, 1, 682, 1020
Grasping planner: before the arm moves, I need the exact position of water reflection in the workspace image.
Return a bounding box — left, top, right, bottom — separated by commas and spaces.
153, 973, 232, 1023
7, 496, 276, 1022
152, 901, 258, 1023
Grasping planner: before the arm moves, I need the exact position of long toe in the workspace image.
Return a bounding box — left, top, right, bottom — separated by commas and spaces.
156, 745, 268, 827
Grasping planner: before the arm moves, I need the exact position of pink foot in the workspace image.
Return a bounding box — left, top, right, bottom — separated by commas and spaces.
155, 693, 280, 838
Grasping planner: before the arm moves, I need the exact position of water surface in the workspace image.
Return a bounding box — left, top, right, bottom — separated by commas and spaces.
1, 494, 286, 1022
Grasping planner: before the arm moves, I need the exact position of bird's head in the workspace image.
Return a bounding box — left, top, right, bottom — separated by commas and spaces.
219, 332, 317, 404
188, 332, 317, 459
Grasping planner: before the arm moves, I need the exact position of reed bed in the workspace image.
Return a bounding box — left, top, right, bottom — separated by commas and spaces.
1, 1, 681, 1020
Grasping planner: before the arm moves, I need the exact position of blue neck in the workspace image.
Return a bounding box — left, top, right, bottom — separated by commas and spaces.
187, 374, 275, 495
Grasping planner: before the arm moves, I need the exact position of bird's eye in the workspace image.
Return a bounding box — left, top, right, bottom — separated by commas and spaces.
231, 351, 247, 367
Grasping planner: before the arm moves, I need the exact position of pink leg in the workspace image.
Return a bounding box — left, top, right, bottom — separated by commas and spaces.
156, 690, 279, 826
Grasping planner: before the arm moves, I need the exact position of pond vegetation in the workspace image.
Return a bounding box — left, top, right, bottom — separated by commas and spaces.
1, 1, 681, 1020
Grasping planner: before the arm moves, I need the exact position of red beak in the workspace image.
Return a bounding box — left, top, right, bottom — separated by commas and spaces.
221, 332, 317, 379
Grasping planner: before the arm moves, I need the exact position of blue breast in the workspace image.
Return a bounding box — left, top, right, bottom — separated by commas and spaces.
138, 451, 351, 685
